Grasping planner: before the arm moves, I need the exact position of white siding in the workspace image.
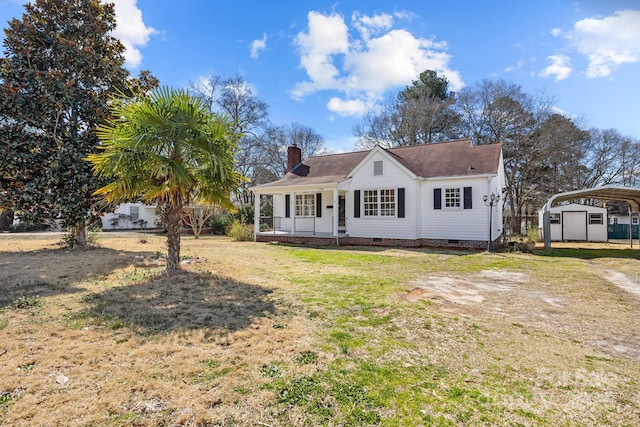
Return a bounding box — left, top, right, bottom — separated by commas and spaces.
421, 176, 503, 241
314, 191, 335, 234
538, 204, 607, 242
101, 203, 157, 230
347, 151, 417, 239
609, 214, 631, 225
271, 191, 335, 234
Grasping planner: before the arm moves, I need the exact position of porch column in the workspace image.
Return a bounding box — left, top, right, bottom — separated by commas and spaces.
291, 192, 296, 233
253, 192, 260, 240
332, 189, 339, 237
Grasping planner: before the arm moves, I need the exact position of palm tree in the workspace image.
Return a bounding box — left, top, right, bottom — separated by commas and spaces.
88, 87, 245, 271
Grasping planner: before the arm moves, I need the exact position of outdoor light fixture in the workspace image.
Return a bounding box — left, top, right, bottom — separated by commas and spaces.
483, 193, 501, 251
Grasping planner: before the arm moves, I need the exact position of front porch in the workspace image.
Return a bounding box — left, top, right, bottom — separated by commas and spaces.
255, 230, 350, 246
253, 188, 347, 241
257, 216, 346, 234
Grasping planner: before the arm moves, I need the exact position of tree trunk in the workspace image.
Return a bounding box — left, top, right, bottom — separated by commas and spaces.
0, 209, 14, 231
74, 222, 87, 248
164, 204, 183, 272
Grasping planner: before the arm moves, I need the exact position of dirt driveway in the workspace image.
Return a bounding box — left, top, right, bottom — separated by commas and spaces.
404, 255, 640, 361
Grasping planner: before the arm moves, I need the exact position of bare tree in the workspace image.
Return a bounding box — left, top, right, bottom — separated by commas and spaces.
261, 123, 327, 177
580, 129, 633, 188
353, 99, 399, 149
191, 75, 270, 205
455, 80, 554, 234
619, 138, 640, 187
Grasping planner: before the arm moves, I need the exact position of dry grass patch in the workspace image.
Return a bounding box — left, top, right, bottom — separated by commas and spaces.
0, 233, 639, 425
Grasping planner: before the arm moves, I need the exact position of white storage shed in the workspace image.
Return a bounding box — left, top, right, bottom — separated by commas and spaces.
538, 203, 607, 242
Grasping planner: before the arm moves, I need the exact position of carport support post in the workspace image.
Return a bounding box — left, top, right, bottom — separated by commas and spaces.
543, 205, 551, 251
629, 203, 633, 249
253, 192, 260, 240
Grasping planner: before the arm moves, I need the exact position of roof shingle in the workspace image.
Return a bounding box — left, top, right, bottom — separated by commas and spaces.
253, 138, 502, 189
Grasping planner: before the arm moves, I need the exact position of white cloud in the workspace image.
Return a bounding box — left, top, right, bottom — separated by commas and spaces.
250, 33, 267, 59
393, 10, 417, 21
504, 59, 525, 73
293, 10, 463, 117
293, 11, 349, 94
352, 11, 393, 40
550, 28, 562, 37
326, 97, 370, 117
539, 55, 572, 81
110, 0, 156, 69
567, 9, 640, 78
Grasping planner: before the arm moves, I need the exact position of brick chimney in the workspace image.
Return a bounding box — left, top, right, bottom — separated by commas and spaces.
287, 144, 302, 172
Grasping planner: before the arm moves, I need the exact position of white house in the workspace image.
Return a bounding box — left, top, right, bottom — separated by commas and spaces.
608, 213, 639, 226
251, 139, 505, 249
100, 202, 158, 230
537, 203, 607, 242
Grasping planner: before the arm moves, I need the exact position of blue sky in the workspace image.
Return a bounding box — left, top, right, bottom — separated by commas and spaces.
1, 0, 639, 152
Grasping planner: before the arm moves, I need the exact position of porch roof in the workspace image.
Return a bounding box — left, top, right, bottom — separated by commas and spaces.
252, 150, 368, 191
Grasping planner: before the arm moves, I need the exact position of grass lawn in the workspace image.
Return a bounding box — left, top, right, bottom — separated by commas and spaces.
0, 232, 639, 426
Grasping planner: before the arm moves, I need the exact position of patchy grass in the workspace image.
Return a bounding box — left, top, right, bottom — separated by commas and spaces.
0, 233, 639, 426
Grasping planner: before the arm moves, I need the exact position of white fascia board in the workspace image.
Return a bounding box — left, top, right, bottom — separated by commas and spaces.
252, 183, 338, 195
348, 146, 418, 180
424, 173, 498, 182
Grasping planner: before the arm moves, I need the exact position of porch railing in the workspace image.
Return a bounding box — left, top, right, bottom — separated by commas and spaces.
259, 216, 321, 234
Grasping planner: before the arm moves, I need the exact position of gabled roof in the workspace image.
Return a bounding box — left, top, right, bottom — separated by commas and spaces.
252, 139, 502, 191
386, 139, 502, 178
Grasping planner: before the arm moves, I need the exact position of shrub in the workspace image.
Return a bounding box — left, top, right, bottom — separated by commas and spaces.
233, 204, 254, 224
527, 227, 541, 243
227, 220, 254, 241
207, 214, 232, 235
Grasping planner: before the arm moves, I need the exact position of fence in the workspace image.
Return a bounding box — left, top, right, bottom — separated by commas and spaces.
608, 224, 639, 239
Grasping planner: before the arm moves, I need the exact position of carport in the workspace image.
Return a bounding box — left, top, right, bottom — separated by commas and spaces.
542, 185, 640, 250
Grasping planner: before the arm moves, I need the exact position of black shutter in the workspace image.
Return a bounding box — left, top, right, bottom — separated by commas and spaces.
316, 193, 322, 217
398, 188, 405, 218
285, 194, 290, 218
464, 187, 472, 209
354, 190, 361, 218
434, 188, 442, 210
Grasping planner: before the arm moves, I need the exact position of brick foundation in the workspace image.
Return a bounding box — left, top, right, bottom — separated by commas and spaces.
256, 234, 496, 250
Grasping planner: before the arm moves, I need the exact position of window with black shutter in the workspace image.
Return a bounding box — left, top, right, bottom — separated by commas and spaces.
463, 187, 472, 209
354, 190, 361, 218
285, 195, 290, 218
434, 188, 442, 210
398, 188, 405, 218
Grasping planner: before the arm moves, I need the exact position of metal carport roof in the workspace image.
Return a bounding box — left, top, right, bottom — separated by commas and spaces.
542, 185, 640, 250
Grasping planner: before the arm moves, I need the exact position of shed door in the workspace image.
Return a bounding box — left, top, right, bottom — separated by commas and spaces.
562, 211, 587, 241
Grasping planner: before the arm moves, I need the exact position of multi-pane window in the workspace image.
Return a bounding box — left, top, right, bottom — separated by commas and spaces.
633, 217, 639, 225
364, 189, 395, 216
363, 190, 378, 216
379, 189, 395, 216
589, 213, 603, 225
295, 194, 315, 217
444, 188, 460, 208
129, 205, 139, 221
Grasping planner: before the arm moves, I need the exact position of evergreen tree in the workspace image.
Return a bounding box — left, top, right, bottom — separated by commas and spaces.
0, 0, 155, 245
